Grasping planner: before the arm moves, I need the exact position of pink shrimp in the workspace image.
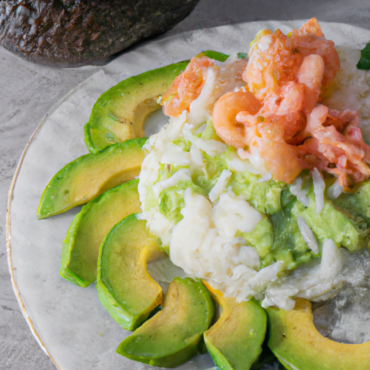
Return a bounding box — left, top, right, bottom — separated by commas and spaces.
297, 54, 325, 96
161, 56, 213, 117
212, 91, 262, 148
232, 18, 352, 184
243, 28, 302, 100
300, 105, 370, 186
290, 18, 340, 88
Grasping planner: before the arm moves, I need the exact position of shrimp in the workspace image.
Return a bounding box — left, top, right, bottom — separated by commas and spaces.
231, 19, 344, 184
296, 17, 324, 37
243, 18, 339, 100
257, 122, 306, 184
290, 18, 340, 88
161, 56, 213, 117
300, 105, 370, 186
212, 91, 262, 148
161, 19, 370, 187
297, 54, 325, 96
243, 29, 302, 100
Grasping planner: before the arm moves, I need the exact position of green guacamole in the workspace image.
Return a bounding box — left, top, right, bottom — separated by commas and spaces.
150, 130, 370, 271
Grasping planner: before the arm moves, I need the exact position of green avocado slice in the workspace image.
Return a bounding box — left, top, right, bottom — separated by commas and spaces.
267, 299, 370, 370
97, 214, 166, 330
203, 282, 266, 370
37, 138, 146, 219
84, 50, 241, 154
84, 61, 189, 153
117, 277, 215, 368
60, 179, 141, 288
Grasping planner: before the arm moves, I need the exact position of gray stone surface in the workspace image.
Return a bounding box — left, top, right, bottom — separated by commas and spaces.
1, 0, 370, 368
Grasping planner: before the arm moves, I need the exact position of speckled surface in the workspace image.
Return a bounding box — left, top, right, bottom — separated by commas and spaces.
1, 0, 370, 368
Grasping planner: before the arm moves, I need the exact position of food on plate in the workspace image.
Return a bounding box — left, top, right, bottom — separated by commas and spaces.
332, 179, 370, 223
139, 19, 370, 311
85, 61, 190, 153
267, 298, 370, 370
97, 214, 165, 330
38, 17, 370, 369
0, 0, 201, 67
84, 51, 232, 154
61, 179, 141, 287
37, 138, 146, 219
203, 282, 267, 370
116, 277, 214, 368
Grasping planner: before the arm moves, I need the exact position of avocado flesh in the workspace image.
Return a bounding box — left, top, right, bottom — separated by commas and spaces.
333, 179, 370, 225
84, 50, 240, 154
260, 188, 369, 270
60, 179, 141, 287
292, 192, 368, 252
37, 138, 146, 219
97, 214, 166, 330
84, 62, 189, 153
117, 277, 215, 368
203, 283, 267, 370
267, 299, 370, 370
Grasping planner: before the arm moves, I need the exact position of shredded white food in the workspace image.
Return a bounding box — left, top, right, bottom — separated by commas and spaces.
262, 239, 343, 310
213, 192, 262, 237
297, 216, 319, 254
152, 168, 191, 198
290, 177, 310, 207
327, 178, 343, 200
312, 168, 325, 214
209, 170, 232, 203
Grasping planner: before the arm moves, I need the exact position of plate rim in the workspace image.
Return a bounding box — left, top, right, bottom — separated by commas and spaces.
6, 113, 61, 369
5, 74, 104, 369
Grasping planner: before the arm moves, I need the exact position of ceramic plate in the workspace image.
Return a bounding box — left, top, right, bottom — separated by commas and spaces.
7, 21, 370, 370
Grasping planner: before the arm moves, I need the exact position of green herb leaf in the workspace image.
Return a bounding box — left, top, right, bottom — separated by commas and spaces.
199, 50, 248, 62
357, 43, 370, 70
202, 50, 230, 62
237, 52, 248, 60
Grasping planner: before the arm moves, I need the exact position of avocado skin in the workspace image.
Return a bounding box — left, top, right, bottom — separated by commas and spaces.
97, 214, 166, 331
84, 61, 189, 153
37, 137, 146, 219
60, 179, 141, 287
117, 277, 215, 368
0, 0, 200, 67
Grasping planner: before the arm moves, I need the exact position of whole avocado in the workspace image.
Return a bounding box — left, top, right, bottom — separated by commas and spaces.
0, 0, 200, 67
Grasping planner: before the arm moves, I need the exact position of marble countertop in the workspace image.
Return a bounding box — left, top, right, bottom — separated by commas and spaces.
1, 0, 370, 368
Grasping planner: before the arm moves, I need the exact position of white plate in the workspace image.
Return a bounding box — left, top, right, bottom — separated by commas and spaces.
7, 21, 370, 370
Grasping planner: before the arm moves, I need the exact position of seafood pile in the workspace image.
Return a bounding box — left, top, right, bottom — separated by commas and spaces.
163, 18, 370, 187
139, 18, 370, 308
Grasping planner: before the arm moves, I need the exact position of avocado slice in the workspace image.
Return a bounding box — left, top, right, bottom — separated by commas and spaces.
84, 50, 241, 153
60, 179, 141, 288
203, 282, 267, 370
97, 214, 166, 330
84, 62, 189, 153
267, 298, 370, 370
117, 277, 215, 368
37, 138, 146, 219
